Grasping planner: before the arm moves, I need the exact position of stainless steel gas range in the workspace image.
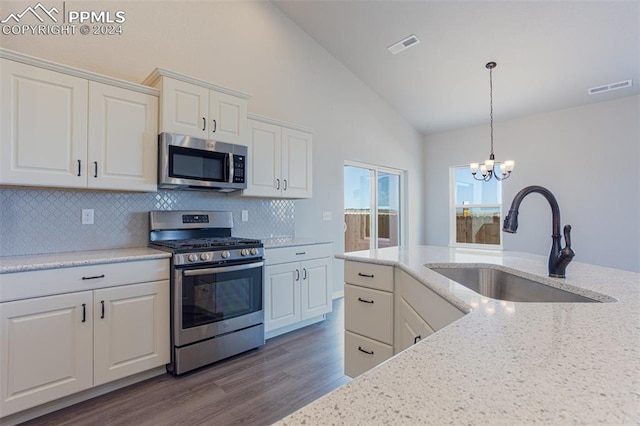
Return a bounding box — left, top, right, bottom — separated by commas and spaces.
149, 210, 265, 375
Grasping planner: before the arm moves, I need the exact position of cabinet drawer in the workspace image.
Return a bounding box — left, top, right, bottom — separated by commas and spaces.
344, 284, 393, 345
344, 261, 393, 292
344, 330, 393, 378
0, 259, 170, 302
265, 243, 332, 265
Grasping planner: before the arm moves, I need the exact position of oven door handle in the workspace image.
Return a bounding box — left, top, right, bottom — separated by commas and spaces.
182, 261, 264, 277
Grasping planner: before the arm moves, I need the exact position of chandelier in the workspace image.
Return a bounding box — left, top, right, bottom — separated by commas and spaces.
470, 61, 514, 181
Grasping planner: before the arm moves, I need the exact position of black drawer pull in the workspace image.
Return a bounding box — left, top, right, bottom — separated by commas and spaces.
358, 346, 374, 355
82, 274, 105, 280
100, 300, 105, 319
81, 303, 86, 323
357, 273, 374, 278
414, 335, 422, 344
357, 297, 374, 304
77, 160, 81, 176
295, 252, 306, 255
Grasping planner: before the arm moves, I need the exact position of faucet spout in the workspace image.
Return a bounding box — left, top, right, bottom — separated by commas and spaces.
502, 185, 575, 278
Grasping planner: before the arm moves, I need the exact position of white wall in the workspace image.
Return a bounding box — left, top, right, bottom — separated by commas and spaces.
1, 1, 424, 293
425, 95, 640, 273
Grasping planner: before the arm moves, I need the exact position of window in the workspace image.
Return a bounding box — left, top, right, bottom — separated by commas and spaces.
451, 166, 502, 248
344, 163, 403, 252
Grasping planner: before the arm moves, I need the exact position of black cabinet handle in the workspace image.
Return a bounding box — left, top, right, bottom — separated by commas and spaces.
303, 268, 307, 280
357, 297, 374, 304
77, 160, 81, 176
276, 178, 280, 190
295, 269, 300, 281
414, 335, 422, 344
202, 117, 206, 131
295, 252, 306, 256
212, 119, 217, 133
93, 161, 98, 178
358, 273, 374, 278
283, 179, 287, 190
358, 346, 374, 355
82, 274, 105, 280
100, 300, 105, 319
81, 303, 86, 323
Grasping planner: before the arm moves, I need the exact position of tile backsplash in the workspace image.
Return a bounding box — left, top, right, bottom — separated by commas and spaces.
0, 188, 295, 257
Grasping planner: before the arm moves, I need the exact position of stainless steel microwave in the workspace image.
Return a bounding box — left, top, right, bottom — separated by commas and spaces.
158, 132, 247, 192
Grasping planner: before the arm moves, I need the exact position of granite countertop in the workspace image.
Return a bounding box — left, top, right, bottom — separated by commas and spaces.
262, 237, 332, 249
279, 245, 640, 425
0, 247, 171, 274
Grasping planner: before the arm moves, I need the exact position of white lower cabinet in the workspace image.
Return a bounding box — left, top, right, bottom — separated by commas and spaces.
264, 243, 332, 337
344, 261, 466, 378
395, 298, 435, 353
0, 259, 170, 418
344, 261, 394, 378
93, 281, 170, 386
0, 292, 94, 416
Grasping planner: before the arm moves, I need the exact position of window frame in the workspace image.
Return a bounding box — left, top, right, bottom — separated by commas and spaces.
449, 165, 503, 250
344, 160, 406, 252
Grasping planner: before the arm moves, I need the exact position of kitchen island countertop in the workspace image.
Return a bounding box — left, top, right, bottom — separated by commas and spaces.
278, 245, 640, 425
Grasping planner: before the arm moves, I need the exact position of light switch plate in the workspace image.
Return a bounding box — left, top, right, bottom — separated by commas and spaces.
241, 210, 249, 222
82, 209, 94, 225
322, 211, 332, 221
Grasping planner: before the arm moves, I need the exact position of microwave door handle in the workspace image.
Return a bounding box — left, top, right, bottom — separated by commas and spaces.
227, 153, 234, 183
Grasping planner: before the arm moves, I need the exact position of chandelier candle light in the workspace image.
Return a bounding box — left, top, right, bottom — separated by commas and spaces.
470, 61, 515, 181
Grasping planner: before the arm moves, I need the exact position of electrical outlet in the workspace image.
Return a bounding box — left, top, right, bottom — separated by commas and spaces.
241, 210, 249, 222
322, 211, 332, 221
82, 209, 94, 225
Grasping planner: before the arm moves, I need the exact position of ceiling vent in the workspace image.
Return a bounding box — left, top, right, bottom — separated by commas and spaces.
387, 34, 420, 55
588, 79, 633, 95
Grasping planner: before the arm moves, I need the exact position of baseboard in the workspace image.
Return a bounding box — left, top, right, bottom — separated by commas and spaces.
265, 315, 325, 340
0, 367, 167, 426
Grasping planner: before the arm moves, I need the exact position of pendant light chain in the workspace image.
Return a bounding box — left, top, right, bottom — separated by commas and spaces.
489, 64, 494, 158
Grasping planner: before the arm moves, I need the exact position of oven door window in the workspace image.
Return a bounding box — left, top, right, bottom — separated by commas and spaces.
181, 265, 262, 329
168, 145, 228, 183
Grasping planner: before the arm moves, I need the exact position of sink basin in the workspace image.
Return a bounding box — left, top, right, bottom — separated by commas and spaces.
429, 266, 600, 303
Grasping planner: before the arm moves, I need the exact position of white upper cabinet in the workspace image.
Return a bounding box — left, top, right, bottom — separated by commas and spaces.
0, 50, 159, 192
0, 59, 88, 188
244, 114, 313, 199
144, 68, 249, 145
88, 82, 158, 191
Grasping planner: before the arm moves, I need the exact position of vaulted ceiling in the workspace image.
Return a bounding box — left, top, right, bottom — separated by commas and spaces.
273, 1, 640, 135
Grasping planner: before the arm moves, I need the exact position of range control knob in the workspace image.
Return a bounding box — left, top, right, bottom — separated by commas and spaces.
250, 248, 258, 255
187, 254, 198, 262
221, 250, 231, 259
200, 253, 210, 261
240, 249, 249, 256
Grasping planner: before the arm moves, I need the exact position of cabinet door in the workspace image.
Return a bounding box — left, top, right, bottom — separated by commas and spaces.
88, 82, 158, 192
0, 59, 88, 188
300, 258, 332, 320
160, 77, 208, 138
208, 90, 247, 145
243, 119, 282, 197
282, 127, 312, 198
93, 281, 170, 386
395, 298, 434, 354
264, 263, 300, 332
0, 292, 93, 416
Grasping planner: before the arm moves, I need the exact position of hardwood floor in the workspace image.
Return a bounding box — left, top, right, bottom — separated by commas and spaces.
23, 299, 348, 426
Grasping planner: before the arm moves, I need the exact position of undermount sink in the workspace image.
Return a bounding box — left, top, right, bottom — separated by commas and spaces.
428, 266, 600, 303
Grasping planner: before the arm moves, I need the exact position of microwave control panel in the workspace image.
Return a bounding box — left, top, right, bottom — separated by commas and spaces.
233, 156, 245, 183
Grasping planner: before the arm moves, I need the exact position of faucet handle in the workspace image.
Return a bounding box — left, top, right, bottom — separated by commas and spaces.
562, 225, 575, 259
